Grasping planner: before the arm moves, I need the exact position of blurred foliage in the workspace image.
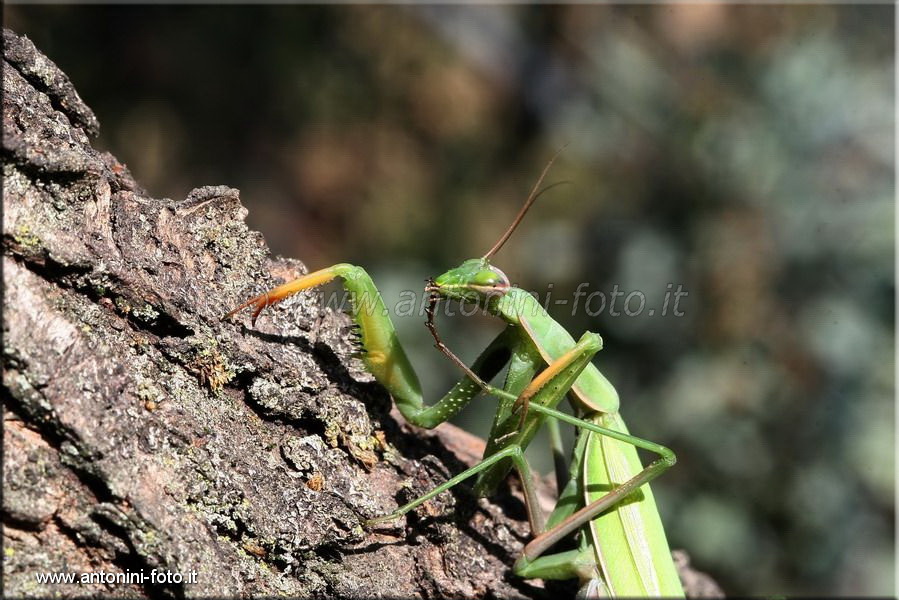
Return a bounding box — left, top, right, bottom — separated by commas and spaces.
6, 4, 894, 596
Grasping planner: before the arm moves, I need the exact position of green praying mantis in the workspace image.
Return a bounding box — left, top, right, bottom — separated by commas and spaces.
224, 155, 684, 597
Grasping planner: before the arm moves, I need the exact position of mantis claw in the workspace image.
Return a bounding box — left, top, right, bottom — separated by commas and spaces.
511, 395, 531, 431
363, 513, 404, 529
493, 430, 519, 445
222, 291, 272, 326
494, 398, 530, 445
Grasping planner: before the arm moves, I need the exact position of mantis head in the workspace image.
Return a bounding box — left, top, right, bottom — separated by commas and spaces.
426, 146, 565, 310
428, 258, 510, 306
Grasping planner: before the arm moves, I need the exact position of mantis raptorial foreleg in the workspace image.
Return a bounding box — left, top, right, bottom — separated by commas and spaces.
226, 263, 505, 428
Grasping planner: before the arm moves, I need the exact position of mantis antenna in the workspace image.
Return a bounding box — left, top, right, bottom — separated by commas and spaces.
482, 145, 569, 260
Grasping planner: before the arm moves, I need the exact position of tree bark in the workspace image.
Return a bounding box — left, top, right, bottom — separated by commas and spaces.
2, 28, 721, 599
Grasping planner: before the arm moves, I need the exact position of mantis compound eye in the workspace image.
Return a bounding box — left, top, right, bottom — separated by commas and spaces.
472, 266, 509, 290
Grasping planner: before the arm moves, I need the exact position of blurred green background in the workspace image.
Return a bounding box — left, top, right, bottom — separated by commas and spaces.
6, 5, 894, 596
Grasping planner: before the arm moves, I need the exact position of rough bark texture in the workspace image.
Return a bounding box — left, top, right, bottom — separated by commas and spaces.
2, 29, 722, 599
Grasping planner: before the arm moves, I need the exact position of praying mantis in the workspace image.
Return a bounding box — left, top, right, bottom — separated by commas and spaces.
224, 155, 684, 596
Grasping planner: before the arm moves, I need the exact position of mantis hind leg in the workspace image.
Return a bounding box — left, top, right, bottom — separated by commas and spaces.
512, 407, 676, 563
510, 406, 682, 596
365, 443, 538, 527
